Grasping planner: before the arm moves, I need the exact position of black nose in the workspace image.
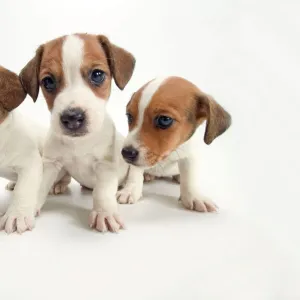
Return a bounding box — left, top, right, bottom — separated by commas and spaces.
60, 108, 85, 130
122, 146, 139, 163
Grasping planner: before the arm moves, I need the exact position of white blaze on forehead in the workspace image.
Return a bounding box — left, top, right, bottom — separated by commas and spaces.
125, 77, 168, 148
132, 77, 167, 134
62, 35, 84, 86
123, 77, 169, 166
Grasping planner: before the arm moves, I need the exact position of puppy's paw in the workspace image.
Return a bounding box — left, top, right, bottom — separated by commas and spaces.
89, 211, 125, 233
49, 174, 71, 195
180, 194, 218, 213
5, 181, 16, 191
49, 181, 68, 195
0, 206, 35, 234
143, 173, 156, 182
117, 189, 135, 204
117, 184, 143, 204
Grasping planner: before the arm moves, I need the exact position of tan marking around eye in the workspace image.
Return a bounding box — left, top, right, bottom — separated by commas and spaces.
138, 77, 201, 165
39, 37, 65, 110
79, 34, 112, 101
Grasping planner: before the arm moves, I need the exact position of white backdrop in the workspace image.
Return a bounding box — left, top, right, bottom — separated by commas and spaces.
0, 0, 299, 299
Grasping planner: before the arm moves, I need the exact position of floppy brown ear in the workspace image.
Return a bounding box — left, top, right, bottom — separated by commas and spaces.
0, 66, 27, 111
98, 35, 135, 90
19, 45, 44, 101
195, 93, 231, 145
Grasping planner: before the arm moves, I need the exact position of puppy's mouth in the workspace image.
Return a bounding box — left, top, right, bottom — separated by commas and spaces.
59, 107, 88, 137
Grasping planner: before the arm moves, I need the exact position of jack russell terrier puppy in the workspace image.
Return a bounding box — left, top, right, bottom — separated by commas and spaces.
0, 66, 69, 234
122, 77, 231, 212
19, 34, 142, 233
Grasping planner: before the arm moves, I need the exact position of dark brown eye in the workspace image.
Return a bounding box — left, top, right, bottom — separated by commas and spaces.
154, 115, 174, 129
89, 69, 105, 86
42, 76, 56, 92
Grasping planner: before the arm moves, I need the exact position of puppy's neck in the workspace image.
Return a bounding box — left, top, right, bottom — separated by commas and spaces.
167, 126, 203, 162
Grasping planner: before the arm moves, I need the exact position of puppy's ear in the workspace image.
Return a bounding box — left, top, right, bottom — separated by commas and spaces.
19, 46, 44, 101
0, 66, 26, 111
98, 35, 135, 90
195, 93, 231, 144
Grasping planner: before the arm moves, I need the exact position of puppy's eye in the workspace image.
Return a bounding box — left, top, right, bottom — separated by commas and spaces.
42, 76, 56, 92
89, 69, 105, 86
155, 115, 174, 129
126, 113, 133, 125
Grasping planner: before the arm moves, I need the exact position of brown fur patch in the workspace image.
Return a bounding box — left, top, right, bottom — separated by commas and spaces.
39, 37, 65, 110
79, 34, 112, 101
19, 46, 44, 101
127, 76, 231, 166
98, 35, 135, 90
140, 77, 198, 165
0, 66, 26, 122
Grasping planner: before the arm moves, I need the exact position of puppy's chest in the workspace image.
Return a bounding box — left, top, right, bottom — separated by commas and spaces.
62, 153, 95, 175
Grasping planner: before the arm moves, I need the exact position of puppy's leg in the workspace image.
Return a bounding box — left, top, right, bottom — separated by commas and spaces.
0, 154, 42, 234
36, 158, 63, 213
90, 162, 124, 233
117, 165, 144, 204
178, 157, 218, 212
49, 171, 71, 195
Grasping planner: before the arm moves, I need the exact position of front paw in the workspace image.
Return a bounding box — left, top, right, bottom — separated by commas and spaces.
117, 186, 142, 205
49, 180, 69, 195
89, 211, 125, 233
0, 206, 35, 234
180, 193, 218, 212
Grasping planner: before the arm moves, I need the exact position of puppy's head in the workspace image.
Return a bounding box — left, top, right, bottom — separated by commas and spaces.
122, 77, 231, 167
0, 66, 27, 123
20, 34, 135, 137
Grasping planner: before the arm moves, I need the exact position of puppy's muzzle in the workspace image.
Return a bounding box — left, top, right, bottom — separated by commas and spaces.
122, 146, 139, 164
60, 108, 85, 131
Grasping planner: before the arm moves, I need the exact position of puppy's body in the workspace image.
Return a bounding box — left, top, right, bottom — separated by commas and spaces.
20, 34, 141, 232
0, 66, 70, 233
0, 110, 44, 182
123, 76, 232, 212
0, 67, 44, 233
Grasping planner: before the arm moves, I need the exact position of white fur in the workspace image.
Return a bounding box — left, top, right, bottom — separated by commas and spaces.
38, 35, 143, 232
0, 110, 69, 233
123, 77, 218, 212
0, 111, 44, 233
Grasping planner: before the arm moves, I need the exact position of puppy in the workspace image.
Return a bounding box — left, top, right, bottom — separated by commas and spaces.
19, 34, 142, 233
0, 66, 69, 233
122, 77, 231, 212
